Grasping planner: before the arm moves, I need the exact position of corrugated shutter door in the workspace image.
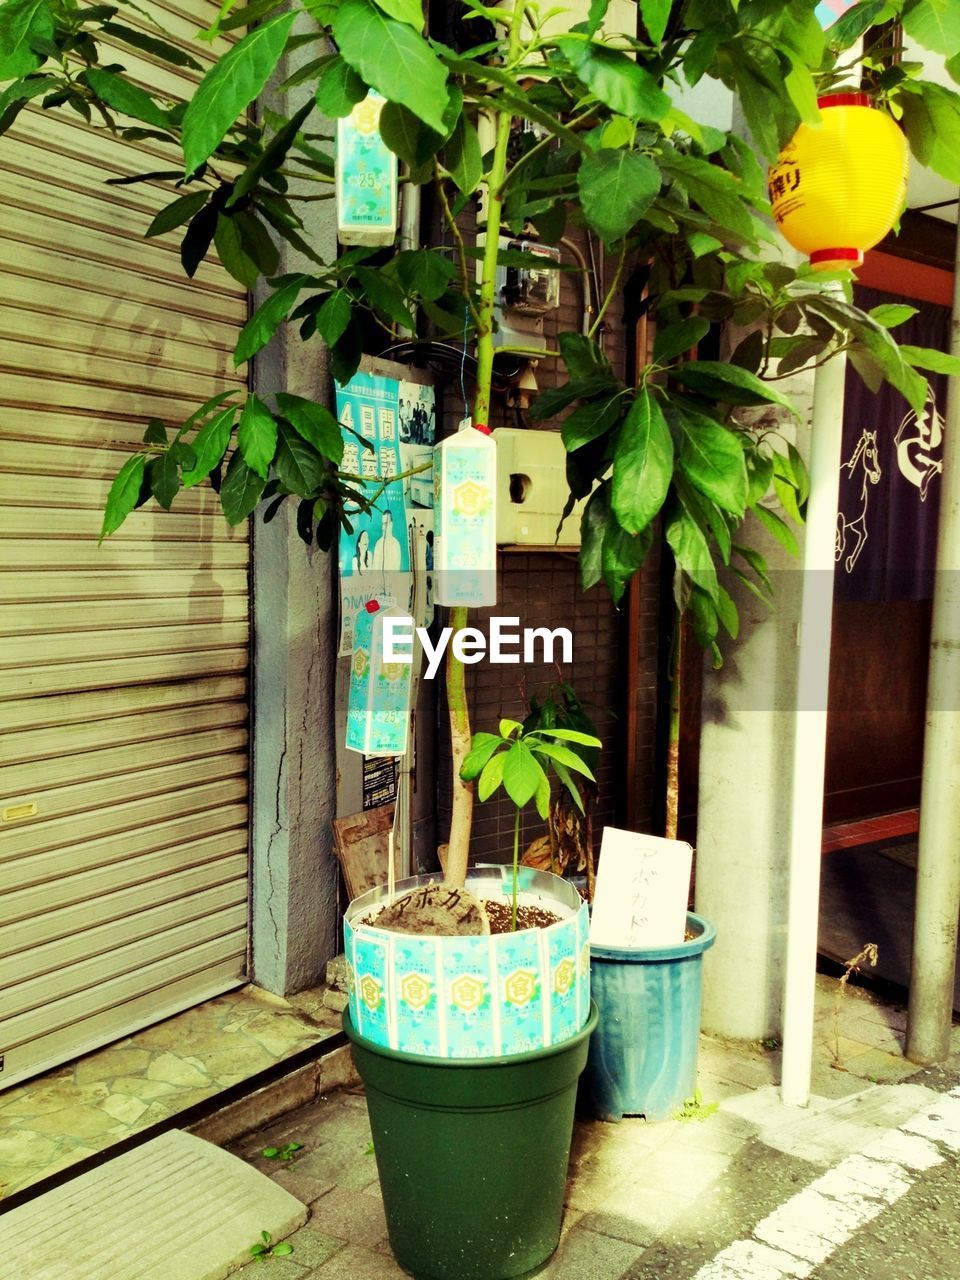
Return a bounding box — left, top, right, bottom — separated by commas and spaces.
0, 0, 251, 1090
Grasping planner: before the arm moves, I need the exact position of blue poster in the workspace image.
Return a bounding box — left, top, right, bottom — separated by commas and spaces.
336, 373, 435, 654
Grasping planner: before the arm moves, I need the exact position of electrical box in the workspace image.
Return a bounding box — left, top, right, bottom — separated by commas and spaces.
492, 238, 561, 352
493, 428, 587, 548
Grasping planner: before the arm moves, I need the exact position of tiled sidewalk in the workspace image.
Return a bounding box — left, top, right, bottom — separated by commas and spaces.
223, 974, 959, 1279
0, 984, 343, 1201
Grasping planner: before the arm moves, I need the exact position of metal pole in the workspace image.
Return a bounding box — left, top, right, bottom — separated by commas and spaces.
906, 222, 960, 1065
780, 297, 848, 1108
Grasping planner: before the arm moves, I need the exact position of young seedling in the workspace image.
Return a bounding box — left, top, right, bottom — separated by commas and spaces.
262, 1142, 303, 1162
673, 1089, 719, 1123
460, 720, 601, 929
249, 1230, 294, 1262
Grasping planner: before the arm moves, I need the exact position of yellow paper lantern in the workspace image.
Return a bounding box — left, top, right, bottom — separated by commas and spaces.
769, 93, 908, 272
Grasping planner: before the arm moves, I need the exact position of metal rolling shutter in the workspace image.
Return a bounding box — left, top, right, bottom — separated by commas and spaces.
0, 0, 251, 1090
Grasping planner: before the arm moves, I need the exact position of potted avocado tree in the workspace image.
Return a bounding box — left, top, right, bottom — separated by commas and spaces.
11, 0, 960, 1275
344, 717, 600, 1279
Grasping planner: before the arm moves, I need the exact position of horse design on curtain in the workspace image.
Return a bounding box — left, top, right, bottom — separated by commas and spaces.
836, 429, 882, 573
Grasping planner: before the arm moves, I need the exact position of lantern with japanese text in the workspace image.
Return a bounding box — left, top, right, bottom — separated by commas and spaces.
769, 93, 908, 272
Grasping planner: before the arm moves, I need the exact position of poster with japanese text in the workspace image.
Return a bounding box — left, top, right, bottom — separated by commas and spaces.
336, 372, 435, 655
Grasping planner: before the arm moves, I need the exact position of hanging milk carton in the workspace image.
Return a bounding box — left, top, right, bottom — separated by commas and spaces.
434, 423, 497, 607
336, 93, 397, 247
346, 601, 412, 756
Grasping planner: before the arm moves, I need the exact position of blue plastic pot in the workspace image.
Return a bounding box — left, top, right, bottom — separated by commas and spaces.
581, 913, 716, 1123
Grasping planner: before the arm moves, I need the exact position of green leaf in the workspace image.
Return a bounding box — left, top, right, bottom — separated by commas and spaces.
271, 1244, 294, 1258
653, 316, 710, 364
0, 0, 54, 79
234, 276, 309, 365
373, 0, 422, 28
141, 420, 166, 448
182, 407, 235, 488
531, 741, 596, 779
828, 0, 888, 50
315, 54, 367, 117
149, 451, 180, 510
83, 68, 171, 129
460, 732, 504, 781
102, 21, 203, 70
585, 0, 609, 35
561, 396, 621, 452
899, 344, 960, 375
611, 389, 673, 535
379, 100, 441, 169
229, 100, 314, 208
869, 303, 918, 330
146, 191, 210, 238
715, 584, 739, 638
502, 742, 547, 809
640, 0, 671, 43
393, 249, 455, 302
659, 152, 755, 242
499, 718, 523, 739
182, 12, 296, 176
902, 0, 960, 55
316, 289, 354, 346
355, 265, 417, 329
672, 361, 796, 410
531, 375, 617, 422
333, 0, 449, 133
535, 727, 601, 747
745, 448, 774, 507
445, 114, 482, 194
220, 451, 267, 523
273, 424, 327, 494
753, 503, 799, 556
602, 518, 651, 602
579, 482, 608, 590
558, 332, 612, 382
577, 148, 660, 243
214, 213, 259, 288
477, 751, 505, 802
237, 394, 278, 479
276, 393, 344, 463
666, 507, 718, 600
180, 196, 220, 277
678, 409, 748, 516
558, 39, 670, 121
100, 454, 146, 540
900, 82, 960, 184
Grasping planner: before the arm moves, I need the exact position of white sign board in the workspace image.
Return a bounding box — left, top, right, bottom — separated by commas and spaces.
589, 828, 693, 949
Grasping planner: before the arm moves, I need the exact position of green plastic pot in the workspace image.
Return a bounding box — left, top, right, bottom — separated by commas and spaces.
344, 1001, 599, 1280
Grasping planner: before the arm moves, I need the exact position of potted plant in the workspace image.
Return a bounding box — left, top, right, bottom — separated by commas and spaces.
582, 910, 717, 1123
10, 1, 960, 1275
342, 717, 600, 1278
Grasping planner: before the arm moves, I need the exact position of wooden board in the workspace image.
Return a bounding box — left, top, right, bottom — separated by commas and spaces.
333, 806, 394, 900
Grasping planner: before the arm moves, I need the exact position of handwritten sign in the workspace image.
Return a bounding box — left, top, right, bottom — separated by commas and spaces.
589, 829, 693, 949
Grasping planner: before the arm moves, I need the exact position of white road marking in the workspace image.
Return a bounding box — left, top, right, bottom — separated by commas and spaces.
690, 1088, 959, 1280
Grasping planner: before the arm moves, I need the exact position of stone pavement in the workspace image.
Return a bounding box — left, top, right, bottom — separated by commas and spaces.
222, 975, 960, 1280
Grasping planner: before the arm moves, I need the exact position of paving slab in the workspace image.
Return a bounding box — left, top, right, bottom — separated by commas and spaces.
0, 1130, 306, 1280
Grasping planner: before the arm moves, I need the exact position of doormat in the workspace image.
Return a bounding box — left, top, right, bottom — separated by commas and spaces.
0, 1130, 306, 1279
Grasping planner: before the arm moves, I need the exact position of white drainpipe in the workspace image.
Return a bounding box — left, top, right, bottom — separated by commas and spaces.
780, 285, 848, 1107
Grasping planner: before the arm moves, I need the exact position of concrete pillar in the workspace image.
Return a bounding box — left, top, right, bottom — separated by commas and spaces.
906, 219, 960, 1064
695, 338, 816, 1041
250, 28, 341, 994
